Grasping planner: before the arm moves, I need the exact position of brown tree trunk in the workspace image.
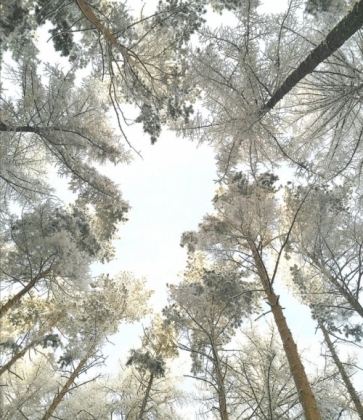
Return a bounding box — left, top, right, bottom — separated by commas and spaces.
75, 0, 136, 65
0, 269, 51, 317
41, 352, 90, 420
319, 321, 363, 419
261, 0, 363, 114
211, 343, 229, 420
138, 372, 154, 420
0, 315, 62, 377
249, 241, 322, 420
0, 341, 36, 377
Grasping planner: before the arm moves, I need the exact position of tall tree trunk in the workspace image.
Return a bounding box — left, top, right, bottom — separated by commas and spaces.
249, 241, 322, 420
211, 343, 229, 420
319, 321, 363, 419
138, 372, 154, 420
0, 269, 51, 318
261, 0, 363, 114
41, 352, 90, 420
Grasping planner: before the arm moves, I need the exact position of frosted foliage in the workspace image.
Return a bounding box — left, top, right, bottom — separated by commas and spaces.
2, 354, 60, 420
2, 0, 206, 143
0, 56, 130, 234
286, 184, 363, 328
210, 325, 304, 419
181, 173, 279, 267
282, 29, 363, 178
107, 364, 184, 420
172, 0, 363, 181
219, 325, 356, 420
50, 380, 111, 420
1, 297, 60, 350
165, 257, 258, 375
56, 273, 152, 359
1, 202, 111, 287
175, 0, 319, 174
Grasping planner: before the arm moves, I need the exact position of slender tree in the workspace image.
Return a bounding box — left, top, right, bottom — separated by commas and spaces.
178, 0, 363, 179
181, 172, 323, 420
318, 320, 363, 419
164, 256, 259, 420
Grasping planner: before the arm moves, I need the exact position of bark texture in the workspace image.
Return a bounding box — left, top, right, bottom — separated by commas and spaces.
262, 0, 363, 114
319, 321, 363, 419
249, 241, 322, 420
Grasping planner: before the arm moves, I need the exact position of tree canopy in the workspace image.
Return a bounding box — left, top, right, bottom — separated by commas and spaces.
1, 0, 363, 418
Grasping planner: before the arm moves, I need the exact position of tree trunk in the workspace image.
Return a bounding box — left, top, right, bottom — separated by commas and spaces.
249, 241, 322, 420
75, 0, 136, 65
261, 0, 363, 114
0, 315, 62, 377
0, 269, 51, 317
211, 343, 229, 420
0, 341, 36, 377
138, 372, 154, 420
319, 321, 363, 419
41, 352, 90, 420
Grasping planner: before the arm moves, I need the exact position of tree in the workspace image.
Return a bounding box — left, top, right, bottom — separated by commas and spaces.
0, 201, 114, 317
285, 184, 363, 334
104, 364, 184, 420
124, 314, 179, 420
181, 172, 323, 420
177, 0, 363, 180
318, 319, 363, 419
225, 324, 303, 419
0, 296, 62, 378
0, 56, 130, 231
164, 254, 258, 420
1, 0, 207, 143
1, 272, 152, 419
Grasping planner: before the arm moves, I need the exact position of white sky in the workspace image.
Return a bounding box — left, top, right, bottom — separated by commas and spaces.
16, 0, 362, 411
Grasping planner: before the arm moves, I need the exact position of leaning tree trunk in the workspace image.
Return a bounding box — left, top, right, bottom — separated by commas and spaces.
138, 372, 154, 420
319, 321, 363, 419
75, 0, 136, 65
0, 342, 36, 377
0, 269, 51, 318
249, 240, 322, 420
261, 0, 363, 114
41, 351, 90, 420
